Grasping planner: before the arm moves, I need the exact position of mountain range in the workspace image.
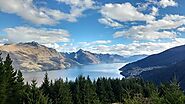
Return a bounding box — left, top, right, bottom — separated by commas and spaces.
62, 49, 145, 65
0, 42, 146, 71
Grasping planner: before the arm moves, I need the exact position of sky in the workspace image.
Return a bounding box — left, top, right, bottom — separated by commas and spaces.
0, 0, 185, 56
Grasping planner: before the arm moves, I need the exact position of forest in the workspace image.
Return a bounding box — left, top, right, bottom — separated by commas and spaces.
0, 54, 185, 104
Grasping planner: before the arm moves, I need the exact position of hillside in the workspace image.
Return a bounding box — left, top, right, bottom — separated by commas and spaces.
140, 59, 185, 89
63, 49, 101, 65
0, 42, 79, 71
119, 44, 185, 77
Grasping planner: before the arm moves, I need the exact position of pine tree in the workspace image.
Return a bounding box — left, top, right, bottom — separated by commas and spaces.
3, 54, 17, 104
104, 78, 115, 103
96, 78, 109, 104
28, 80, 49, 104
15, 70, 25, 104
0, 54, 7, 104
40, 72, 50, 96
159, 80, 185, 104
86, 76, 101, 104
73, 76, 82, 104
58, 80, 73, 104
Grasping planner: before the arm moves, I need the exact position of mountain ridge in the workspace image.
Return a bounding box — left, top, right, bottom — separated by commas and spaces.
62, 49, 147, 65
119, 44, 185, 78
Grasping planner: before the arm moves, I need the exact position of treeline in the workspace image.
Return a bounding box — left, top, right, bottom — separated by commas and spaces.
1, 55, 185, 104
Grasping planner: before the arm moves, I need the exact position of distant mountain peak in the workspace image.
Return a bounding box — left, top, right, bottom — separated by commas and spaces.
17, 41, 40, 47
25, 41, 39, 46
77, 49, 85, 53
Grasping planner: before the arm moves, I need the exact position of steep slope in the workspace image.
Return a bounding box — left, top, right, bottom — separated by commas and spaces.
63, 49, 101, 65
0, 42, 79, 71
119, 45, 185, 77
140, 60, 185, 89
63, 49, 147, 65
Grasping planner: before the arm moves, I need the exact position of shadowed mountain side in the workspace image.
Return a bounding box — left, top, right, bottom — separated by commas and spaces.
140, 59, 185, 90
119, 44, 185, 77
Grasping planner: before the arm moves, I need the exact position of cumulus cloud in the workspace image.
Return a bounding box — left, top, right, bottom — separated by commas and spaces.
105, 38, 185, 55
100, 3, 155, 23
114, 15, 185, 40
2, 26, 70, 44
150, 6, 158, 16
178, 27, 185, 32
0, 0, 95, 25
56, 0, 95, 22
47, 38, 185, 56
98, 18, 123, 28
79, 40, 112, 46
45, 40, 111, 52
56, 0, 94, 8
0, 0, 56, 25
159, 0, 178, 8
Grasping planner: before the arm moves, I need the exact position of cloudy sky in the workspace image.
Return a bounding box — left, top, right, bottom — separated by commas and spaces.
0, 0, 185, 56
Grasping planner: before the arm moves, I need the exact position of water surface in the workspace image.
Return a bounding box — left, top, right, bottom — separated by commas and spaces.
22, 63, 126, 85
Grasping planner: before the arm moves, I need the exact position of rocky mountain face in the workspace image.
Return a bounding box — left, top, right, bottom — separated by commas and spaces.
65, 49, 101, 65
0, 42, 79, 71
119, 44, 185, 78
62, 49, 144, 65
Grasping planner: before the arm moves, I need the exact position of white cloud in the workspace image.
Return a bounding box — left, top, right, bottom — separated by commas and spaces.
100, 3, 155, 23
114, 15, 185, 40
39, 8, 80, 23
78, 40, 112, 48
159, 0, 178, 8
0, 0, 95, 25
178, 27, 185, 32
98, 18, 123, 28
108, 38, 185, 55
46, 40, 111, 52
56, 0, 94, 8
0, 0, 56, 25
47, 38, 185, 56
151, 6, 158, 16
3, 26, 70, 44
114, 29, 176, 40
56, 0, 95, 22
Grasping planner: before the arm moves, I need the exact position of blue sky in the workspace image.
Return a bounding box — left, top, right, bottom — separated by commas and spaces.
0, 0, 185, 56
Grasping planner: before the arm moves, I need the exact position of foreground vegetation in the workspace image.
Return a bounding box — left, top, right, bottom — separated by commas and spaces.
0, 55, 185, 104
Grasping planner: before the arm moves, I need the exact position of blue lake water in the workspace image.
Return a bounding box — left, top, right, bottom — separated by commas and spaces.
22, 63, 126, 85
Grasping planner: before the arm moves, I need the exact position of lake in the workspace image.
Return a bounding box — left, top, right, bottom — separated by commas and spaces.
22, 63, 126, 85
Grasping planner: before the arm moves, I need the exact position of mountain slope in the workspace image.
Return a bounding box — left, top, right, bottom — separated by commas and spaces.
0, 42, 79, 71
119, 44, 185, 77
62, 49, 144, 65
140, 59, 185, 89
63, 49, 100, 65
